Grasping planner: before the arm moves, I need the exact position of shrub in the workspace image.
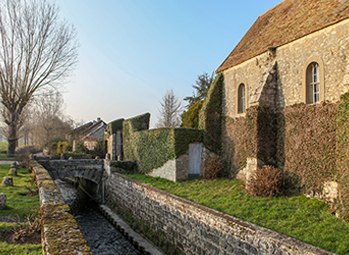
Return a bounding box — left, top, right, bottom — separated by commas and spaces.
203, 155, 224, 179
247, 165, 283, 197
15, 153, 31, 172
181, 100, 204, 129
57, 141, 69, 154
89, 139, 106, 158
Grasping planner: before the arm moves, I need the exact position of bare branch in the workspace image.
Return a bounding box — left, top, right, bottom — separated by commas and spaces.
0, 0, 78, 155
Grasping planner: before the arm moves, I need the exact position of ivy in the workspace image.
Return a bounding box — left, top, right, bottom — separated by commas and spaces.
106, 118, 124, 135
336, 92, 349, 220
199, 73, 224, 154
281, 102, 337, 193
222, 106, 277, 176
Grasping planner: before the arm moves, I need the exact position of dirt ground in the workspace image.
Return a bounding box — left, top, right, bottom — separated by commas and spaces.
0, 229, 41, 245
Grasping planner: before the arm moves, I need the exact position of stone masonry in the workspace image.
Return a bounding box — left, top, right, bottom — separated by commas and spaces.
106, 173, 334, 255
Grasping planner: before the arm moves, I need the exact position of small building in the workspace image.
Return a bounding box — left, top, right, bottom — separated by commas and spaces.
71, 117, 106, 151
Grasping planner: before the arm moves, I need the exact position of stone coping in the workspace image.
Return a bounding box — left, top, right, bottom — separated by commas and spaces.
31, 161, 92, 255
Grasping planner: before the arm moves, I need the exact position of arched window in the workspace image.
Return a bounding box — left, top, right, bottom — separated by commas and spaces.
306, 62, 320, 104
238, 84, 245, 113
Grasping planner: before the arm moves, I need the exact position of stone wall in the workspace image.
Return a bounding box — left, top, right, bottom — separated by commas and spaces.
147, 154, 188, 182
223, 19, 349, 119
106, 173, 334, 255
31, 161, 92, 255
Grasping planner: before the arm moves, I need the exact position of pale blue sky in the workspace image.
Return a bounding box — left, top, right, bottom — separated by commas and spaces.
58, 0, 282, 127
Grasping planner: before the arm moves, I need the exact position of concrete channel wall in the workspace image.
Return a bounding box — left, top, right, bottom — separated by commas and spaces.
31, 161, 92, 255
106, 172, 334, 255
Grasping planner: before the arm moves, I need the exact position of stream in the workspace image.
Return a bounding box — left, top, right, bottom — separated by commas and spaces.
55, 179, 142, 255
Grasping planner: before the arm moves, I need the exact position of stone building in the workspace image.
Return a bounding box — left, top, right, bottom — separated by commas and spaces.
216, 0, 349, 183
71, 117, 106, 151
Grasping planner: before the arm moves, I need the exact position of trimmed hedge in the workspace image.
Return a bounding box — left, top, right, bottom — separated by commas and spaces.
123, 113, 203, 174
199, 73, 224, 154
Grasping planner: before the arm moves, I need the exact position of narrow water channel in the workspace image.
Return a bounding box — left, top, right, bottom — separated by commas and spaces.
55, 179, 142, 255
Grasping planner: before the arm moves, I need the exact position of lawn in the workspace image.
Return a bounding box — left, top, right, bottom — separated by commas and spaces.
125, 174, 349, 255
0, 165, 41, 254
0, 165, 40, 217
0, 223, 42, 255
0, 142, 15, 161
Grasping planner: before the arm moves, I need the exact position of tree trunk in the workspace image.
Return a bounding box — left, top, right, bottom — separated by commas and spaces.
7, 121, 18, 157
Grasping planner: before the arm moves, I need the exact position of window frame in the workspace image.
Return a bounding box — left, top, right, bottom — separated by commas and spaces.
303, 56, 325, 104
237, 83, 246, 114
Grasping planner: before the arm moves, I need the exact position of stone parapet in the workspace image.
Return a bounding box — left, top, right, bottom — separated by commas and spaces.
106, 173, 334, 255
31, 161, 92, 255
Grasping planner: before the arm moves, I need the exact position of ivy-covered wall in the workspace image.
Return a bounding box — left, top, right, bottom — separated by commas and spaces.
222, 106, 277, 176
123, 113, 203, 174
336, 93, 349, 220
106, 118, 124, 136
280, 102, 338, 194
199, 73, 224, 154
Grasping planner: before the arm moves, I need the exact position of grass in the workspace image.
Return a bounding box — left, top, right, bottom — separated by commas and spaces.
0, 165, 40, 217
0, 223, 42, 255
125, 174, 349, 255
0, 165, 42, 254
0, 142, 25, 160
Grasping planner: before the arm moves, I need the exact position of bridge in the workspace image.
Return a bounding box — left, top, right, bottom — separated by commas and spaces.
38, 159, 106, 203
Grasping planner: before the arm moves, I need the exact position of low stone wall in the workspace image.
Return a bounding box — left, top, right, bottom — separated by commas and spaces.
106, 173, 334, 255
31, 161, 92, 255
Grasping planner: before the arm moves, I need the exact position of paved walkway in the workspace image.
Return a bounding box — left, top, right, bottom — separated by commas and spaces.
0, 160, 17, 165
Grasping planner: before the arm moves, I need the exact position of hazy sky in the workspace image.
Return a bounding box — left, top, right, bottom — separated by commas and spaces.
58, 0, 282, 127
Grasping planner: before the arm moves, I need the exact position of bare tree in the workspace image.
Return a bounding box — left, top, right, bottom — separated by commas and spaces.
33, 90, 64, 148
156, 89, 182, 128
0, 0, 78, 156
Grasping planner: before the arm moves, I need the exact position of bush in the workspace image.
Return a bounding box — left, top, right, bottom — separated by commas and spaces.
203, 155, 224, 179
181, 100, 204, 129
89, 139, 106, 158
57, 141, 69, 154
15, 153, 31, 172
247, 165, 283, 197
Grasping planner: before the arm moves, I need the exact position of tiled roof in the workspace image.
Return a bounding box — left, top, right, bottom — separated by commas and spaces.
216, 0, 349, 73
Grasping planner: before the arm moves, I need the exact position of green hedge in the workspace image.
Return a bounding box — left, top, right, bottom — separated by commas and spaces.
199, 73, 224, 154
123, 113, 203, 174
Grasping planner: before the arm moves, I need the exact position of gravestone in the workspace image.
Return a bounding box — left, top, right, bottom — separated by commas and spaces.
8, 168, 17, 176
2, 176, 13, 186
0, 193, 6, 209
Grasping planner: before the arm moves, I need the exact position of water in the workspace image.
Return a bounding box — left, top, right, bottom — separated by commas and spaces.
55, 179, 142, 255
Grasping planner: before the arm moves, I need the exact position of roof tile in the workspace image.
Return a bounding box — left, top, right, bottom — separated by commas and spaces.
216, 0, 349, 73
